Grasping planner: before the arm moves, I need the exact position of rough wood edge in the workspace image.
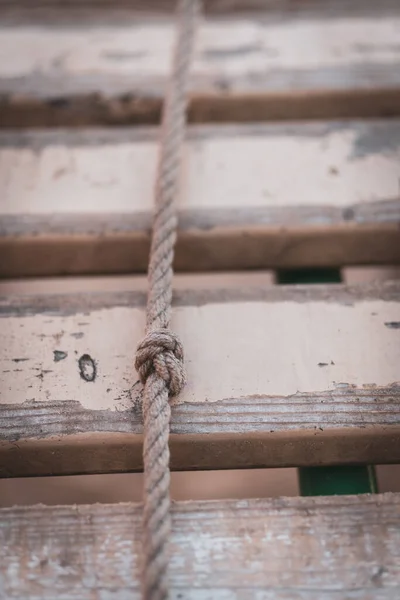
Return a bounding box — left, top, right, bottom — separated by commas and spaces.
3, 386, 400, 440
1, 384, 400, 477
1, 280, 399, 316
3, 200, 400, 235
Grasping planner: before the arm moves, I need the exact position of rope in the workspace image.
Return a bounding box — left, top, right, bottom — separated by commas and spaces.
134, 1, 200, 598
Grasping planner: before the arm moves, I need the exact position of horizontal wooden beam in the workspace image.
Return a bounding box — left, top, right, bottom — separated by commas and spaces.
0, 5, 399, 127
1, 0, 398, 17
1, 281, 399, 476
1, 121, 399, 277
1, 493, 400, 598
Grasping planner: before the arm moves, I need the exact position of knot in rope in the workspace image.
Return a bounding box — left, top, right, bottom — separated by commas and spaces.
135, 329, 186, 397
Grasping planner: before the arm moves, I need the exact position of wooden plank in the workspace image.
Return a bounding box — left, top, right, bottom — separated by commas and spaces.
0, 5, 400, 127
2, 0, 399, 26
1, 266, 399, 296
0, 272, 276, 294
1, 121, 399, 277
343, 266, 400, 284
1, 281, 399, 477
2, 0, 399, 17
1, 493, 400, 598
0, 468, 299, 506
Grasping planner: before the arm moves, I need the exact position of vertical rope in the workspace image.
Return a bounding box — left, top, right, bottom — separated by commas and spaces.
134, 2, 200, 599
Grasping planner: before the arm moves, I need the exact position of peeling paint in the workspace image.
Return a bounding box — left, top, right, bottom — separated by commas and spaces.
53, 350, 67, 362
1, 299, 399, 410
78, 354, 97, 383
385, 321, 400, 329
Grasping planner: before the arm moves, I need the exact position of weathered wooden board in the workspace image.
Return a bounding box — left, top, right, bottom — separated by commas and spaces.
1, 493, 400, 599
0, 4, 400, 127
1, 281, 399, 477
1, 120, 399, 277
0, 467, 300, 506
3, 0, 399, 16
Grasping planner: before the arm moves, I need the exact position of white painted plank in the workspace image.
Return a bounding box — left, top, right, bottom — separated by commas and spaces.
1, 16, 399, 86
1, 121, 399, 276
1, 283, 399, 475
1, 122, 399, 215
1, 290, 399, 411
0, 7, 399, 126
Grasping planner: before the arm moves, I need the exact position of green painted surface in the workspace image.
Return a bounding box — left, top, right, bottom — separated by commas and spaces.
276, 268, 342, 285
299, 465, 378, 496
276, 267, 377, 496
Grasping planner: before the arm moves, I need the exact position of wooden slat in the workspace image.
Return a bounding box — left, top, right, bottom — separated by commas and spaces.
1, 493, 400, 598
1, 120, 399, 277
0, 468, 300, 506
2, 0, 399, 15
2, 1, 399, 24
343, 266, 400, 285
0, 4, 400, 127
0, 272, 276, 294
1, 281, 399, 477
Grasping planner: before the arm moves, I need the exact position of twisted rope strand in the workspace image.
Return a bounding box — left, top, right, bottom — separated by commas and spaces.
134, 2, 200, 599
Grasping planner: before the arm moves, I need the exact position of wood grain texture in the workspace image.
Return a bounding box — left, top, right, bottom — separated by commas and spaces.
1, 281, 399, 476
1, 493, 400, 598
0, 4, 399, 126
1, 121, 399, 277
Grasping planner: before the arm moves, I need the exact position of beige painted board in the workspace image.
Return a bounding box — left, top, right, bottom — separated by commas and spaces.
1, 281, 399, 476
0, 272, 276, 294
0, 5, 400, 126
343, 267, 400, 284
2, 464, 400, 506
1, 121, 400, 277
0, 468, 300, 506
1, 494, 400, 599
